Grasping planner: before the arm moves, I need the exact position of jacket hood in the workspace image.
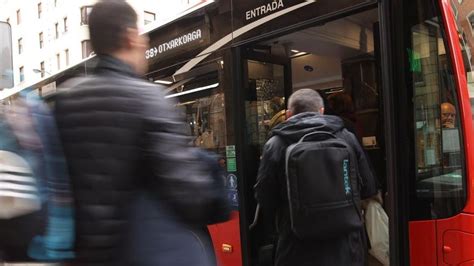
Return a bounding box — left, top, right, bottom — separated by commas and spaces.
270, 112, 345, 142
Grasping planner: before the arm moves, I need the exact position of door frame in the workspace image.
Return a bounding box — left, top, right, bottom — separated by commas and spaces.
232, 46, 293, 266
379, 0, 409, 265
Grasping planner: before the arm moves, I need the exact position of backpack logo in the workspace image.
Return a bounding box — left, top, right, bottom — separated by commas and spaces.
343, 159, 351, 195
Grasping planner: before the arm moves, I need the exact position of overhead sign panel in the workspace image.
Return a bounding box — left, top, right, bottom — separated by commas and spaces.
145, 17, 211, 66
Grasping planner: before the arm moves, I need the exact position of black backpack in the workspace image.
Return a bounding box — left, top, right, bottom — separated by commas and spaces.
285, 131, 363, 239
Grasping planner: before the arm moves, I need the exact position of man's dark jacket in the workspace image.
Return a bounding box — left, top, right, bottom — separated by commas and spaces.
254, 112, 377, 266
54, 56, 216, 265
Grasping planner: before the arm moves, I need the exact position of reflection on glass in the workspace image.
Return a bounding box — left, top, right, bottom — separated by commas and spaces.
408, 12, 466, 218
165, 59, 229, 156
184, 92, 227, 150
245, 60, 286, 151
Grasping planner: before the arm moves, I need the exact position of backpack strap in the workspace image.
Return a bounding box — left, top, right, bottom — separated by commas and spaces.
297, 131, 337, 143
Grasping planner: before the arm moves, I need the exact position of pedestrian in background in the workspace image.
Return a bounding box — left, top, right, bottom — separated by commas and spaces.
54, 1, 218, 265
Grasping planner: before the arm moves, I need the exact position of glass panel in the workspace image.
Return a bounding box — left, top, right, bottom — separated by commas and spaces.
451, 2, 474, 128
405, 2, 466, 219
180, 87, 227, 152
164, 61, 228, 155
244, 60, 286, 152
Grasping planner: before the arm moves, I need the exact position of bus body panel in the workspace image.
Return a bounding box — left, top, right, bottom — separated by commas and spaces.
208, 211, 242, 266
409, 221, 437, 266
409, 1, 474, 266
437, 213, 474, 265
407, 0, 474, 265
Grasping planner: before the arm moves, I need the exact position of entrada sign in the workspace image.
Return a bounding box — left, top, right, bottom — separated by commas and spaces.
245, 0, 285, 21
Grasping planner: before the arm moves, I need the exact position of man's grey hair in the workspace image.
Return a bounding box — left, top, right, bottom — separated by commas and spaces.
288, 88, 324, 115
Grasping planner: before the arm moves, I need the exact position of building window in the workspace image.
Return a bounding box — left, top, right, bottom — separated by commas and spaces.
63, 17, 68, 32
18, 38, 22, 54
65, 49, 69, 66
144, 11, 156, 25
40, 62, 45, 78
16, 9, 21, 25
81, 40, 92, 59
39, 32, 44, 48
55, 23, 59, 39
19, 66, 24, 82
56, 53, 61, 70
38, 3, 42, 19
80, 6, 93, 25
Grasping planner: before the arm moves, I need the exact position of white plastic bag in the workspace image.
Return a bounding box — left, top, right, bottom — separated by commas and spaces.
365, 200, 390, 265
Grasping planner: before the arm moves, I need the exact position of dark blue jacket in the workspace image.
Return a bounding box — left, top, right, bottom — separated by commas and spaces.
255, 112, 377, 266
55, 56, 217, 265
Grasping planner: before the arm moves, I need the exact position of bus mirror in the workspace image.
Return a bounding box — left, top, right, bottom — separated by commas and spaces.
0, 22, 13, 89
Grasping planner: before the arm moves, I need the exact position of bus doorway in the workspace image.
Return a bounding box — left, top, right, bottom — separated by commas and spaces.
236, 8, 390, 266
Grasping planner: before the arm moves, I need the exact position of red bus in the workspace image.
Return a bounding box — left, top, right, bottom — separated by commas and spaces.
8, 0, 474, 265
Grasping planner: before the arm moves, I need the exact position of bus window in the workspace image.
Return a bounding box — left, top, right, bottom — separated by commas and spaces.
406, 3, 466, 219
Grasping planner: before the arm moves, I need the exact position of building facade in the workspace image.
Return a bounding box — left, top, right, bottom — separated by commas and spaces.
452, 0, 474, 65
0, 0, 199, 90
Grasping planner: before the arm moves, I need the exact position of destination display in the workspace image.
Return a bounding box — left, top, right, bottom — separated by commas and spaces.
145, 17, 211, 66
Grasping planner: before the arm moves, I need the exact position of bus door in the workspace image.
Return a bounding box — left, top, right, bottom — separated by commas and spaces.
390, 0, 474, 265
233, 46, 292, 266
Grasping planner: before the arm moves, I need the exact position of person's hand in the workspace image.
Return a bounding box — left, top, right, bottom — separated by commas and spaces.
361, 190, 383, 211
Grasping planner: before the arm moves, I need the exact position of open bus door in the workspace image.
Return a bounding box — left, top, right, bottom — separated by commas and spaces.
232, 46, 292, 266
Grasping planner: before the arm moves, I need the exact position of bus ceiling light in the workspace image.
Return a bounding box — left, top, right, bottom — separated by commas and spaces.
291, 52, 309, 58
165, 83, 219, 98
291, 49, 300, 53
154, 80, 173, 85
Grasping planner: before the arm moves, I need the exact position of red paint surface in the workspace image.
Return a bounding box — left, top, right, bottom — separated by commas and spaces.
437, 214, 474, 265
409, 221, 438, 266
443, 231, 474, 264
208, 211, 242, 266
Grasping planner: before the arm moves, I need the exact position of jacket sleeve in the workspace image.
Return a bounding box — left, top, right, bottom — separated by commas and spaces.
140, 86, 214, 225
345, 130, 378, 199
254, 136, 284, 218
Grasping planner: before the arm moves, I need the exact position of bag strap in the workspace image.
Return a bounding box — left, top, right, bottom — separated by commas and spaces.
297, 131, 337, 143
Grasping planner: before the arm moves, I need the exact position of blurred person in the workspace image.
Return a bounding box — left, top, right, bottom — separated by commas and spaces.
441, 102, 456, 128
327, 92, 358, 136
254, 89, 378, 266
54, 1, 218, 265
0, 92, 74, 262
